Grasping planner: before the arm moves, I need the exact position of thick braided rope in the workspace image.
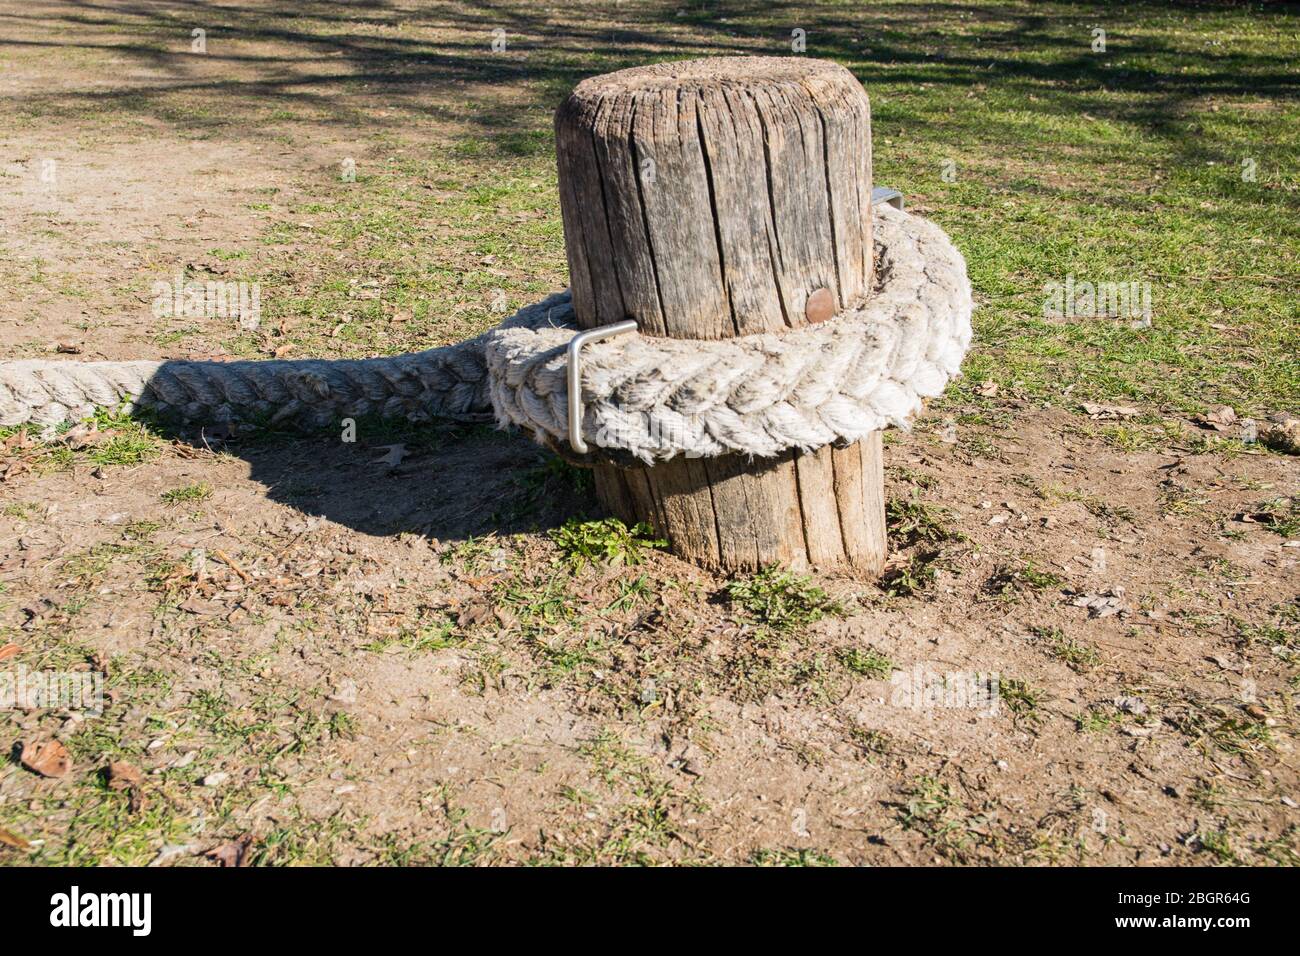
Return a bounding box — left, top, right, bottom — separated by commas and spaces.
487, 204, 972, 461
0, 206, 971, 461
0, 338, 495, 430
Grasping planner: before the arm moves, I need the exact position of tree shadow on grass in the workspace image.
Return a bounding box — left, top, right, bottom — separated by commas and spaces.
4, 0, 1293, 150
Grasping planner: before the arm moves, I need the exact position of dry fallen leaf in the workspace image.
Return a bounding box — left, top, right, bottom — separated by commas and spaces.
21, 740, 72, 778
205, 833, 254, 867
0, 643, 21, 662
372, 443, 408, 471
105, 761, 144, 791
457, 600, 493, 628
1080, 402, 1138, 420
0, 827, 31, 851
58, 422, 103, 450
974, 380, 999, 397
1195, 404, 1237, 431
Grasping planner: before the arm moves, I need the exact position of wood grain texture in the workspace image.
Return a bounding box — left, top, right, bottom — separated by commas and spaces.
556, 56, 873, 339
559, 57, 885, 573
592, 442, 885, 573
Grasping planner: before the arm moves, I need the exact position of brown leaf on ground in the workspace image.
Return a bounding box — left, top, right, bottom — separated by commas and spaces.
0, 827, 31, 851
20, 740, 72, 778
58, 423, 104, 450
0, 462, 31, 482
372, 443, 408, 471
105, 761, 145, 791
0, 643, 21, 662
1195, 404, 1237, 431
1081, 402, 1139, 420
205, 833, 254, 867
457, 599, 493, 628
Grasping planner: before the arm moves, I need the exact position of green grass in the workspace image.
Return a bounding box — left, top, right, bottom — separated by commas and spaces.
1252, 498, 1299, 538
160, 482, 213, 505
1076, 706, 1122, 734
882, 550, 942, 597
1033, 626, 1102, 671
999, 678, 1044, 727
549, 517, 665, 572
988, 561, 1065, 600
750, 848, 839, 867
725, 568, 840, 632
887, 495, 965, 547
838, 646, 897, 680
895, 775, 997, 861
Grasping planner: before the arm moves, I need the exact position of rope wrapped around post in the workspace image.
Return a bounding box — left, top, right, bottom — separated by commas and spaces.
0, 205, 971, 466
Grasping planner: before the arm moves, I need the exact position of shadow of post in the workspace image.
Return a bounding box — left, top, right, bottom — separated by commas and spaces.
134, 387, 596, 545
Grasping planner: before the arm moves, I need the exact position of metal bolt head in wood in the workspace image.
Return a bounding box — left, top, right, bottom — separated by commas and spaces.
554, 57, 887, 573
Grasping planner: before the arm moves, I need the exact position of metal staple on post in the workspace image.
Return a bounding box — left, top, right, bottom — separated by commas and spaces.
566, 319, 638, 453
872, 186, 904, 211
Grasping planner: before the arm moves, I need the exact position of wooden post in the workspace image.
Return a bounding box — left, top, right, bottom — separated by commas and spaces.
555, 57, 886, 573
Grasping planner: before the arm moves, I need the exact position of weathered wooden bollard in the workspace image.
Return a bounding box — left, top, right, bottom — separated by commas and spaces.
554, 57, 886, 573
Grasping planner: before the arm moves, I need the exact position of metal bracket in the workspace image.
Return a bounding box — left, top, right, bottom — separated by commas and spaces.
567, 319, 638, 454
871, 186, 904, 211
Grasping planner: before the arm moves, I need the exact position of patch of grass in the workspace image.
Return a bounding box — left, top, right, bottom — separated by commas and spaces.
838, 646, 896, 680
373, 824, 503, 867
1235, 601, 1299, 658
1032, 625, 1101, 671
999, 678, 1043, 728
363, 615, 462, 654
550, 518, 664, 572
497, 573, 580, 641
605, 574, 653, 612
160, 482, 212, 505
1034, 482, 1136, 525
1169, 700, 1274, 758
750, 848, 838, 867
562, 729, 703, 865
1195, 828, 1240, 866
1251, 498, 1299, 538
987, 561, 1064, 600
84, 407, 165, 467
895, 776, 996, 861
440, 534, 508, 574
253, 813, 359, 866
887, 495, 963, 547
1094, 421, 1183, 453
1159, 483, 1212, 518
1, 501, 41, 519
882, 550, 941, 597
1252, 826, 1300, 867
725, 568, 840, 632
459, 650, 508, 696
1076, 705, 1121, 734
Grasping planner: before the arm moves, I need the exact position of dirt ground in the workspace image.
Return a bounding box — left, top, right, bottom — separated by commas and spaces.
0, 1, 1296, 866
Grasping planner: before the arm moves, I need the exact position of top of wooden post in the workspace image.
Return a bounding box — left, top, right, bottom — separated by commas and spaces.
567, 55, 860, 98
555, 56, 873, 341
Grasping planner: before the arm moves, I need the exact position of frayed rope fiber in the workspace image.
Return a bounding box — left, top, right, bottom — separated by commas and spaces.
0, 206, 971, 463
